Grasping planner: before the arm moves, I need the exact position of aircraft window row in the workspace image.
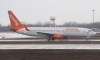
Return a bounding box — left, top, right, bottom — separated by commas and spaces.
32, 30, 79, 32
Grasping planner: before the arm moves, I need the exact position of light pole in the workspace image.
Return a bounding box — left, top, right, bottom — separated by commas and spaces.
92, 10, 95, 27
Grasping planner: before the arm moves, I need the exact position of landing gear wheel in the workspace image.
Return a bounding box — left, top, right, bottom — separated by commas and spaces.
86, 36, 90, 40
48, 37, 55, 41
48, 37, 51, 41
51, 38, 55, 40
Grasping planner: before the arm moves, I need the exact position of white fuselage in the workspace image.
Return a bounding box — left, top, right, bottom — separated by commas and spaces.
8, 11, 96, 39
16, 27, 96, 38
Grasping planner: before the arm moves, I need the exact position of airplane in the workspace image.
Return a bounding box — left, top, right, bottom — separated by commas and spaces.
8, 11, 96, 40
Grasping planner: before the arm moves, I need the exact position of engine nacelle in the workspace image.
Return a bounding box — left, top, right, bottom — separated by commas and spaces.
52, 34, 62, 39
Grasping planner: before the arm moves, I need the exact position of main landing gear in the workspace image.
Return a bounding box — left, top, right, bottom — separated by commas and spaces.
86, 36, 91, 40
48, 36, 55, 41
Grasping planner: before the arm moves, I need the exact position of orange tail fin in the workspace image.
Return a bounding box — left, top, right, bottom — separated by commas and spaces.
8, 11, 29, 31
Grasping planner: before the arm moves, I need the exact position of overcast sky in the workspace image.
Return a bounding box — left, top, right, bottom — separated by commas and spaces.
0, 0, 100, 26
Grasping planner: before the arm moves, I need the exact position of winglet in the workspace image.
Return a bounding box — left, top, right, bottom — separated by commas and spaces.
8, 11, 29, 31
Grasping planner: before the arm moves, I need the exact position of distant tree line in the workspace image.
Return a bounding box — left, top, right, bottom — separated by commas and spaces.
0, 22, 100, 32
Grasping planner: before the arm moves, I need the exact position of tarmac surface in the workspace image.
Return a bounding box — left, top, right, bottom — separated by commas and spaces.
0, 38, 100, 60
0, 38, 100, 44
1, 49, 100, 60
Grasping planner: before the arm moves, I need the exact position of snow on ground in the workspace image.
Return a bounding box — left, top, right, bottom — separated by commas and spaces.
0, 44, 100, 49
0, 32, 31, 38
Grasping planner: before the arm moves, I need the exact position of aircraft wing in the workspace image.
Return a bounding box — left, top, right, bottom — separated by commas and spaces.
37, 32, 63, 39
